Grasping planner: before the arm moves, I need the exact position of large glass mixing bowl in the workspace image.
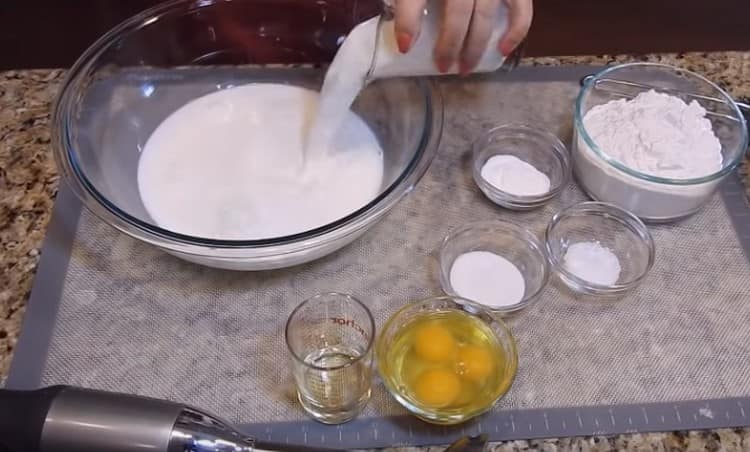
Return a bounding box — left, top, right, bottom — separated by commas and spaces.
52, 0, 443, 270
573, 63, 748, 222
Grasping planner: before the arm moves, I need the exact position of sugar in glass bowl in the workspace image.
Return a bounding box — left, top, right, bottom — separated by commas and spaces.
51, 0, 443, 270
438, 221, 550, 315
573, 63, 748, 222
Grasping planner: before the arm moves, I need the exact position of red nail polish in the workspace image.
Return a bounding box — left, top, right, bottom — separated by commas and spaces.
397, 32, 413, 53
499, 40, 515, 58
458, 61, 472, 76
436, 58, 451, 73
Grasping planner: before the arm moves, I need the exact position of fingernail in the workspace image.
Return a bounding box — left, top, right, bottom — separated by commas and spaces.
397, 32, 413, 53
499, 39, 516, 57
436, 57, 452, 73
458, 61, 472, 76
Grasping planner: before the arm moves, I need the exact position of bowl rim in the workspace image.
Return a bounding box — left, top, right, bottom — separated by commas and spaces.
51, 0, 443, 255
544, 201, 656, 293
574, 62, 749, 186
375, 295, 518, 424
438, 220, 551, 314
472, 123, 572, 205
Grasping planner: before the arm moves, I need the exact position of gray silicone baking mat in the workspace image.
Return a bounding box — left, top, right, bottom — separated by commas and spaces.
7, 66, 750, 449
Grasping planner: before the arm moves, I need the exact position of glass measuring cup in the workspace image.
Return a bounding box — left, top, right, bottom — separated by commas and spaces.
285, 293, 375, 424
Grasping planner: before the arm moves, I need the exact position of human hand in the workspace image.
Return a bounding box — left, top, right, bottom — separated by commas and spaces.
393, 0, 532, 74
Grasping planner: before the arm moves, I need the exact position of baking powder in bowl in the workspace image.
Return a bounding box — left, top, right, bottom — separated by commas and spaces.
563, 241, 621, 286
480, 155, 551, 196
449, 251, 526, 308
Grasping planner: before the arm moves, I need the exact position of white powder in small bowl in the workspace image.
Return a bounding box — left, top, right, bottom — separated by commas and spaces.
480, 155, 551, 197
563, 241, 621, 286
449, 250, 526, 308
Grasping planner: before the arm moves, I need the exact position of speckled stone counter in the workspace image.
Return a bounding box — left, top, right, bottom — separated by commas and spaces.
2, 52, 750, 450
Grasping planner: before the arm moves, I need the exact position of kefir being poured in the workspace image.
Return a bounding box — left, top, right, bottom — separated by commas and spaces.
138, 84, 383, 240
138, 27, 384, 240
138, 4, 508, 240
309, 3, 508, 154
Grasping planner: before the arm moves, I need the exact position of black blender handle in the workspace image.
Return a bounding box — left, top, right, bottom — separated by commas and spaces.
0, 385, 67, 452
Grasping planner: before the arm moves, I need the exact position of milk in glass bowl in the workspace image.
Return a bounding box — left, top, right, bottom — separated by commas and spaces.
52, 0, 443, 270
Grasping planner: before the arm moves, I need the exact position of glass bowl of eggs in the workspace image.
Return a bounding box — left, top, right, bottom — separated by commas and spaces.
375, 296, 518, 425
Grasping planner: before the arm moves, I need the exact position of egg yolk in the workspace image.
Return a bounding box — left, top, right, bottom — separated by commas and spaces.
413, 369, 461, 407
457, 345, 494, 383
413, 323, 457, 362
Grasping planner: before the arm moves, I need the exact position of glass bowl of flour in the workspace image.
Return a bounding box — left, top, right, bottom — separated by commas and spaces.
544, 202, 655, 297
51, 0, 443, 270
472, 124, 571, 210
574, 63, 748, 222
438, 221, 550, 315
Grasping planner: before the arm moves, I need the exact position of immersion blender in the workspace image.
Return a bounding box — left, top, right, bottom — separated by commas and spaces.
0, 385, 331, 452
0, 385, 488, 452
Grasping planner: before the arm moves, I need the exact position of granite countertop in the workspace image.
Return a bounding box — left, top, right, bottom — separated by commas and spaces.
2, 52, 750, 451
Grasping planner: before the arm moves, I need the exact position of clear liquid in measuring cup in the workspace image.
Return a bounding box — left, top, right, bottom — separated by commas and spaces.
296, 345, 372, 423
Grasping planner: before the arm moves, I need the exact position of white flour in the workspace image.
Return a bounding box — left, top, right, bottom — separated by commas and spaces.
576, 90, 725, 220
449, 251, 526, 307
563, 241, 621, 286
583, 90, 722, 179
480, 155, 550, 196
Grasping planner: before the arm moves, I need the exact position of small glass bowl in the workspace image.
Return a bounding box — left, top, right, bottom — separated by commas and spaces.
544, 202, 655, 296
472, 123, 571, 210
376, 296, 518, 425
438, 221, 550, 315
